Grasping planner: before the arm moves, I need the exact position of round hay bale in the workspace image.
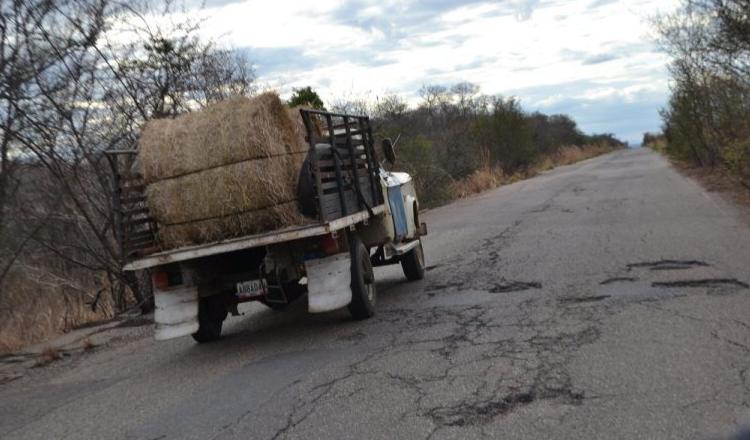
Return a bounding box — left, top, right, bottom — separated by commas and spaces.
145, 151, 306, 225
137, 93, 314, 249
138, 92, 308, 184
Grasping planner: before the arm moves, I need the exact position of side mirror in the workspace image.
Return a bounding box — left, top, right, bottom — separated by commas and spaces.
382, 138, 397, 165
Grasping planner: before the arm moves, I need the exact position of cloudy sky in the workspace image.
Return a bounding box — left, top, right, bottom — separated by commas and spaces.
188, 0, 679, 144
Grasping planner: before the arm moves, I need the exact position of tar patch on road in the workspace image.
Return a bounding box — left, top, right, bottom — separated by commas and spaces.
427, 388, 583, 427
652, 278, 750, 289
425, 279, 541, 294
559, 295, 611, 304
426, 281, 463, 292
600, 258, 749, 302
627, 259, 709, 271
600, 277, 637, 285
489, 280, 542, 293
427, 392, 535, 427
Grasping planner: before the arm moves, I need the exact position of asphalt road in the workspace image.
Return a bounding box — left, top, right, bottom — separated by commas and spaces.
2, 148, 750, 440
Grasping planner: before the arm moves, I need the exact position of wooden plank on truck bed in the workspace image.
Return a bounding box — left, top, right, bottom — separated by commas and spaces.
123, 204, 385, 271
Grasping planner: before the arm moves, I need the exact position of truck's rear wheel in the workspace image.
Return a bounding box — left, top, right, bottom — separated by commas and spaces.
192, 297, 228, 343
401, 240, 425, 281
348, 235, 376, 320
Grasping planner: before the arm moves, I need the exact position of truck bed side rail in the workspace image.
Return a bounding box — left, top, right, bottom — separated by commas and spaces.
300, 109, 384, 222
105, 150, 159, 259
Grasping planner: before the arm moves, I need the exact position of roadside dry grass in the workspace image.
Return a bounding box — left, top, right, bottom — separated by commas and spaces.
450, 143, 617, 199
0, 268, 113, 355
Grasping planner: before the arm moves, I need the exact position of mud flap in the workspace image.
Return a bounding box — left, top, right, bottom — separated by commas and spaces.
154, 286, 199, 341
305, 253, 352, 313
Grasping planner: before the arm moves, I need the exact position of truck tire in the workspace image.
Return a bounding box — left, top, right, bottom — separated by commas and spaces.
401, 240, 425, 281
297, 150, 318, 218
348, 235, 376, 320
192, 297, 228, 343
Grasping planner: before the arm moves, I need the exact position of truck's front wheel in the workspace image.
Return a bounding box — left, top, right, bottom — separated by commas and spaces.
192, 297, 228, 343
348, 235, 376, 320
401, 240, 425, 281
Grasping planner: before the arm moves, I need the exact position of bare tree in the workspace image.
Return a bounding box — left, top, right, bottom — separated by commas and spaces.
329, 91, 372, 116
451, 82, 480, 116
374, 94, 407, 120
0, 0, 255, 312
0, 0, 112, 290
418, 84, 450, 116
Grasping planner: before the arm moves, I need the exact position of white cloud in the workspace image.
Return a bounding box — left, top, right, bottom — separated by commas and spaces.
187, 0, 680, 142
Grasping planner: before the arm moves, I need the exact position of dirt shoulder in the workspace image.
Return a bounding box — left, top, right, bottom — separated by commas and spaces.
0, 313, 152, 386
667, 157, 750, 219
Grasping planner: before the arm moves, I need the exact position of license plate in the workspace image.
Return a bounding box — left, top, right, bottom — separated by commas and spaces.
236, 278, 267, 299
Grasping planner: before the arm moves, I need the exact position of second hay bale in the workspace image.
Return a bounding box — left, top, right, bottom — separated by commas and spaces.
157, 201, 306, 249
144, 152, 306, 225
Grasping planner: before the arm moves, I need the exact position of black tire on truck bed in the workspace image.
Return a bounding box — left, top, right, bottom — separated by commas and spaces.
348, 234, 376, 320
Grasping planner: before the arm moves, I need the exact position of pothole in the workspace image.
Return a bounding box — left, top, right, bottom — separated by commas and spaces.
627, 260, 709, 271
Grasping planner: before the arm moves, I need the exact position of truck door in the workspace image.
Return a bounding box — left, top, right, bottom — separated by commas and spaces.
388, 185, 408, 241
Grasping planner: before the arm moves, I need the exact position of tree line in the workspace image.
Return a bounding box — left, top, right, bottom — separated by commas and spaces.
651, 0, 750, 184
292, 84, 626, 206
0, 0, 623, 348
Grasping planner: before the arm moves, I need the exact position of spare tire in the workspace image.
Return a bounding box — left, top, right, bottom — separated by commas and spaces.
297, 150, 317, 217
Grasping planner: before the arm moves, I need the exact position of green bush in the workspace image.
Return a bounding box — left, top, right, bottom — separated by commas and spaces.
656, 0, 750, 180
395, 135, 453, 207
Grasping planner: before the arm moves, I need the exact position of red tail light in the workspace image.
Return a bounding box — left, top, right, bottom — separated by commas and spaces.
151, 267, 182, 290
152, 270, 169, 290
320, 234, 340, 255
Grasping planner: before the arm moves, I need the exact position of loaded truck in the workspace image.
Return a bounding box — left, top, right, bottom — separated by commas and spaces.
107, 109, 427, 342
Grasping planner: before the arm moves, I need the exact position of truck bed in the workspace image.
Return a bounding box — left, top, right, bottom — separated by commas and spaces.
123, 204, 385, 271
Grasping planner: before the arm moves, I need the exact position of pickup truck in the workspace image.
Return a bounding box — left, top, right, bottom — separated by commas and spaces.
108, 109, 427, 342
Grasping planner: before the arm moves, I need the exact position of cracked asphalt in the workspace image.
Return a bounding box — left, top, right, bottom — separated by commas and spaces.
2, 148, 750, 439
